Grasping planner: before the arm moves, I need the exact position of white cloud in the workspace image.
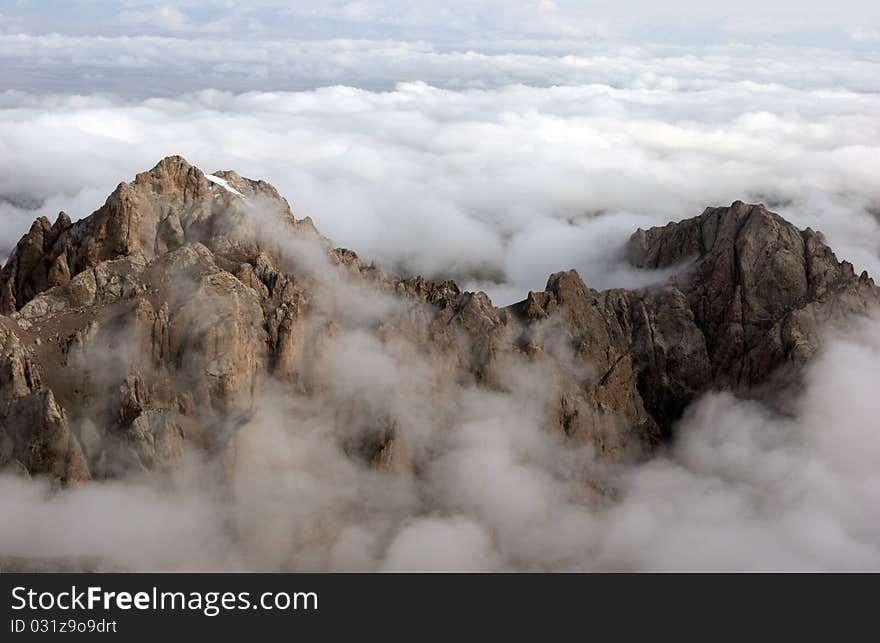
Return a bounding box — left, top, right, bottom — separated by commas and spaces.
382, 517, 501, 571
535, 0, 611, 38
850, 26, 880, 43
2, 34, 879, 97
596, 315, 880, 571
116, 5, 191, 31
1, 47, 878, 303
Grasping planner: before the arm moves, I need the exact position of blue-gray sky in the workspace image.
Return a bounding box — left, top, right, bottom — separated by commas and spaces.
0, 1, 877, 96
2, 1, 878, 46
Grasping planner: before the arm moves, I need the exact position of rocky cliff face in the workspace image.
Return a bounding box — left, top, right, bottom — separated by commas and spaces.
627, 201, 878, 391
1, 157, 876, 487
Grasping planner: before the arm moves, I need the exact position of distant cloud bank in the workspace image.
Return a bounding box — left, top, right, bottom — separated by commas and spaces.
1, 41, 878, 302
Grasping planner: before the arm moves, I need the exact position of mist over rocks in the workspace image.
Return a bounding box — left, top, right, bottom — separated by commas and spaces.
627, 201, 879, 391
0, 156, 877, 571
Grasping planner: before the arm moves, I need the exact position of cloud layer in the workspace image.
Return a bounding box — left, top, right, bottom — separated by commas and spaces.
2, 33, 880, 96
2, 45, 879, 303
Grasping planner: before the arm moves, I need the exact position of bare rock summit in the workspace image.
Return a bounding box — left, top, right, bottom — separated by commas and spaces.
0, 157, 876, 485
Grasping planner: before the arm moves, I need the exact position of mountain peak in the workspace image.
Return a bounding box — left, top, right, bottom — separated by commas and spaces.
0, 158, 298, 314
627, 200, 878, 387
0, 165, 877, 493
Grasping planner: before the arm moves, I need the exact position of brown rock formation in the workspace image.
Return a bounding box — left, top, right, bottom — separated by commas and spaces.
0, 157, 876, 486
627, 201, 878, 390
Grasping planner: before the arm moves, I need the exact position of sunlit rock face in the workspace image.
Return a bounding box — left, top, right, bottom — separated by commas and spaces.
1, 156, 877, 487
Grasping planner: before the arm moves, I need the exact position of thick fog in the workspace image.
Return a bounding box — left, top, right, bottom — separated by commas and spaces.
2, 225, 878, 571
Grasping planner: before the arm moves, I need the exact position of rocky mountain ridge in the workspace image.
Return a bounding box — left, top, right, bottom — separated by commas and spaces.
1, 156, 876, 486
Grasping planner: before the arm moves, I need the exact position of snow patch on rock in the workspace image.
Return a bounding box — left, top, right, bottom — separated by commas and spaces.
206, 173, 246, 199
